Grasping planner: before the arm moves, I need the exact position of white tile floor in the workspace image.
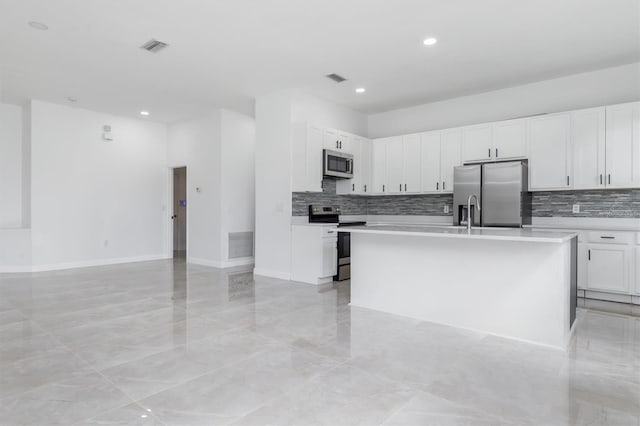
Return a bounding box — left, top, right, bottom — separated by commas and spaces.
0, 259, 639, 425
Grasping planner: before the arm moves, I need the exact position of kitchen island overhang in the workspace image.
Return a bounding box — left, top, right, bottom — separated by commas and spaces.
343, 225, 578, 350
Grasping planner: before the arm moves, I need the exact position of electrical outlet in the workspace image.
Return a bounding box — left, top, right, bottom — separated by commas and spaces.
572, 204, 580, 214
444, 205, 450, 214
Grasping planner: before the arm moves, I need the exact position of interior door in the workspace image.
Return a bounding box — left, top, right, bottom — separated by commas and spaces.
605, 102, 640, 188
421, 131, 441, 193
572, 107, 605, 189
402, 133, 422, 193
172, 167, 187, 256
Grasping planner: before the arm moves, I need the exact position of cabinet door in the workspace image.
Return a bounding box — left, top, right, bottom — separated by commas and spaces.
372, 140, 388, 194
402, 133, 422, 193
440, 129, 462, 193
291, 123, 322, 192
586, 244, 629, 293
321, 238, 337, 278
527, 113, 572, 190
636, 247, 640, 295
492, 118, 526, 160
323, 128, 340, 151
421, 131, 441, 193
385, 137, 404, 194
335, 136, 359, 195
605, 102, 640, 188
462, 124, 492, 163
338, 132, 354, 153
359, 140, 372, 194
572, 107, 606, 190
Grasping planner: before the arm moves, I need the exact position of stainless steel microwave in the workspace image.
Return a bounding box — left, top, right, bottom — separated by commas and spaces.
323, 149, 353, 179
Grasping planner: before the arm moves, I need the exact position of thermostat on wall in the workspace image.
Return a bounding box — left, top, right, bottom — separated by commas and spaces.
103, 125, 113, 141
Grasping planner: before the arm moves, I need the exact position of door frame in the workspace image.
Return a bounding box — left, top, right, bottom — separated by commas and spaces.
167, 165, 188, 259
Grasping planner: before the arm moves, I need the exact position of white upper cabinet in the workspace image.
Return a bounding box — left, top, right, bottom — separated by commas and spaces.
402, 134, 422, 193
421, 131, 441, 193
385, 137, 404, 194
338, 131, 354, 154
440, 128, 462, 193
372, 139, 388, 194
291, 123, 323, 192
527, 113, 572, 191
572, 107, 606, 190
462, 124, 492, 163
323, 128, 340, 151
605, 102, 640, 188
492, 118, 526, 160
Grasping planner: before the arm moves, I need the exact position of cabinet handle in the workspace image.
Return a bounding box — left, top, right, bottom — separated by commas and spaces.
404, 184, 407, 192
566, 176, 570, 186
436, 182, 439, 191
339, 141, 342, 149
399, 184, 402, 192
383, 184, 385, 192
352, 183, 355, 191
443, 181, 446, 191
364, 184, 367, 192
588, 249, 591, 261
608, 174, 611, 185
600, 236, 615, 240
336, 140, 339, 149
495, 148, 498, 158
600, 174, 603, 185
488, 148, 491, 158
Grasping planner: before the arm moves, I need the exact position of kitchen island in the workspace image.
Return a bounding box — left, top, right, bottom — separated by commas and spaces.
343, 225, 578, 350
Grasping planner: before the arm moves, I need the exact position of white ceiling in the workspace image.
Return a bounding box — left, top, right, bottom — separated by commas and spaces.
1, 0, 638, 123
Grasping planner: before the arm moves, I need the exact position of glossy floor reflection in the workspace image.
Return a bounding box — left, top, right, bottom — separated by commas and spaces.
0, 259, 639, 425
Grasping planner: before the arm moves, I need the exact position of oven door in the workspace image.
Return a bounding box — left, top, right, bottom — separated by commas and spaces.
324, 149, 353, 179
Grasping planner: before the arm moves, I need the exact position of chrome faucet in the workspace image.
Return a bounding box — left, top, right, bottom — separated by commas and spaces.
466, 194, 481, 231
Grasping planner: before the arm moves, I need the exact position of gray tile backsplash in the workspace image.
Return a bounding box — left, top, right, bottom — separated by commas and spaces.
292, 180, 639, 218
532, 190, 640, 218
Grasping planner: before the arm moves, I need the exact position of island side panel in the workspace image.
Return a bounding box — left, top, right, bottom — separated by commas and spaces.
349, 233, 572, 349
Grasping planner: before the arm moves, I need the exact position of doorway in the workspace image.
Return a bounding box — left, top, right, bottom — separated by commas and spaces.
172, 167, 187, 259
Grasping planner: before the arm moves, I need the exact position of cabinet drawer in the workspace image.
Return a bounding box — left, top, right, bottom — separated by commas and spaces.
321, 227, 338, 238
586, 231, 635, 244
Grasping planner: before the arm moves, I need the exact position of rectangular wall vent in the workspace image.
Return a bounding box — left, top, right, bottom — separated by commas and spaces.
326, 73, 347, 83
140, 39, 169, 53
228, 232, 254, 259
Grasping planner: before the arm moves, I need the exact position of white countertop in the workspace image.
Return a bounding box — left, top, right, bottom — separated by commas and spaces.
341, 224, 577, 243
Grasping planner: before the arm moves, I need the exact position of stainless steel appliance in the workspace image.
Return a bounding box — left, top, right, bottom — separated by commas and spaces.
308, 204, 364, 281
453, 161, 531, 228
323, 149, 353, 179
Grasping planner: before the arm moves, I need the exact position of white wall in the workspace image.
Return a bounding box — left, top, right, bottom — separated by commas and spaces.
254, 90, 367, 279
368, 62, 640, 138
0, 103, 24, 228
30, 101, 169, 269
168, 109, 255, 267
168, 111, 222, 264
220, 109, 255, 263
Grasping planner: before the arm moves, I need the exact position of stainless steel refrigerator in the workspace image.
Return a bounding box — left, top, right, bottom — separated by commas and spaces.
453, 161, 531, 228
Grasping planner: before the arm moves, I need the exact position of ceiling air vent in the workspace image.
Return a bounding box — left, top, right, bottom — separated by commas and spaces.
326, 73, 347, 83
140, 39, 169, 53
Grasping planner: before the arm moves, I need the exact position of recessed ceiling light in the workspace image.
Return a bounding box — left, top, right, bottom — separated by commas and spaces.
355, 88, 366, 94
423, 37, 438, 46
28, 21, 48, 30
140, 111, 150, 116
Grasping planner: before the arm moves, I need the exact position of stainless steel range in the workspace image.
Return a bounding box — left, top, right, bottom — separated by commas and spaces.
308, 205, 365, 281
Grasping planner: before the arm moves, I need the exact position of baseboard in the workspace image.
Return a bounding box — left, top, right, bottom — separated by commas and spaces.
29, 254, 170, 273
187, 257, 254, 269
0, 265, 32, 273
253, 267, 291, 281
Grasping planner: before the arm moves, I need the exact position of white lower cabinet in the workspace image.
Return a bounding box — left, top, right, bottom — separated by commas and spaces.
585, 243, 631, 293
636, 246, 640, 295
291, 225, 337, 285
577, 242, 588, 290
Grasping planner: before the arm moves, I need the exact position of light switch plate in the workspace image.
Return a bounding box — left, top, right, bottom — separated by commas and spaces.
444, 205, 450, 214
572, 204, 580, 214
